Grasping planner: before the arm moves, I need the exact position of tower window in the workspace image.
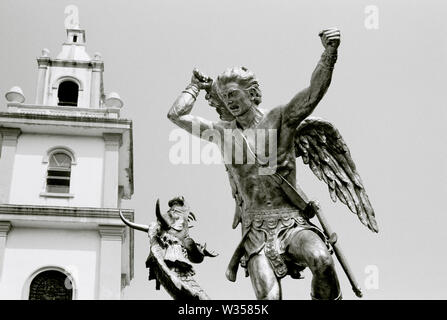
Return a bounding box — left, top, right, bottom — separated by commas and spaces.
73, 35, 77, 43
29, 270, 73, 300
46, 152, 72, 193
57, 81, 79, 106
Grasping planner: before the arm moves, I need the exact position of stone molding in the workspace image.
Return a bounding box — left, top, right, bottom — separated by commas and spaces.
103, 133, 123, 147
0, 221, 12, 236
0, 128, 21, 145
0, 204, 134, 220
98, 225, 125, 241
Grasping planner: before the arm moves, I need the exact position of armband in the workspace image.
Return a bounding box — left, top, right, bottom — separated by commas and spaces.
182, 84, 200, 100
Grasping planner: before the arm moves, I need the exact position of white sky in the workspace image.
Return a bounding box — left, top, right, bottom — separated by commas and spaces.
1, 0, 446, 299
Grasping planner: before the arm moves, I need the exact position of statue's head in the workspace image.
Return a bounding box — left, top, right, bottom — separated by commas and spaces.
165, 196, 189, 228
157, 196, 196, 240
207, 67, 262, 121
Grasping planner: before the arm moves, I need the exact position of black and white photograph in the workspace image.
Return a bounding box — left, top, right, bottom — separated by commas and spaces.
0, 0, 445, 313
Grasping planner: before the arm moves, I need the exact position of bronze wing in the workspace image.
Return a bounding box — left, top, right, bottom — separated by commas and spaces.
295, 117, 378, 232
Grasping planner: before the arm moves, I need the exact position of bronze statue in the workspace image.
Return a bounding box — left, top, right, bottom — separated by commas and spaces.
120, 196, 218, 300
168, 28, 378, 300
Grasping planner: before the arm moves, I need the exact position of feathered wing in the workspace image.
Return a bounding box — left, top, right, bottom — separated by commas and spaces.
295, 117, 378, 232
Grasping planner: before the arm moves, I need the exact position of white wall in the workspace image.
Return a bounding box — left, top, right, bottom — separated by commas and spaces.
0, 227, 99, 300
9, 133, 104, 207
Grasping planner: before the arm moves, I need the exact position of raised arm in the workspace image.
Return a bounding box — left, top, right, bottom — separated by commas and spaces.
283, 28, 341, 127
168, 69, 218, 139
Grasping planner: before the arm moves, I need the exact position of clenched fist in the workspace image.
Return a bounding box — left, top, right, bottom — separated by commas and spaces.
319, 27, 341, 50
191, 68, 213, 91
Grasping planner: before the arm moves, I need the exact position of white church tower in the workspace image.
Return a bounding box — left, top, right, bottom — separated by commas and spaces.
0, 11, 134, 300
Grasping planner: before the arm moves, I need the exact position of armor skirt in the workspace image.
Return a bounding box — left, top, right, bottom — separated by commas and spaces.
240, 207, 328, 278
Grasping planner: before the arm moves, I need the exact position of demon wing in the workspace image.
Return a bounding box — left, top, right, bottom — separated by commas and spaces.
146, 223, 210, 300
295, 117, 378, 232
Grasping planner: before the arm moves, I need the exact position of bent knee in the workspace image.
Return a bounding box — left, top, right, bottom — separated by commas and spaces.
307, 249, 334, 273
257, 285, 281, 300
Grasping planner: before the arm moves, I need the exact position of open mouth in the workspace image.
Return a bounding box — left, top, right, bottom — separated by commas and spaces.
229, 105, 239, 111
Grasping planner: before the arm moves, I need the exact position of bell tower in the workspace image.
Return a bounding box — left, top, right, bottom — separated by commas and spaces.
0, 10, 134, 300
35, 23, 105, 109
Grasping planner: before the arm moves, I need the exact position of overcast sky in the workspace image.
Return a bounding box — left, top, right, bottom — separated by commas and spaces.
1, 0, 446, 299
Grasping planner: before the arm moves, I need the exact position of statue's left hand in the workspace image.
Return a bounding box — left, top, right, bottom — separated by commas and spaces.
319, 27, 341, 50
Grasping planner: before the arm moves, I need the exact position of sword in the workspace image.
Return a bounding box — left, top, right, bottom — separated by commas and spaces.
310, 201, 363, 298
277, 175, 364, 298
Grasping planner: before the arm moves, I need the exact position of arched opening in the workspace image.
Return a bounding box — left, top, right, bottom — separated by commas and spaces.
29, 270, 73, 300
46, 152, 72, 193
57, 81, 79, 106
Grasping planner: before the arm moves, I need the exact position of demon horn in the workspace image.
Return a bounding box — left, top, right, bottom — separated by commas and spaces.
119, 209, 149, 233
155, 199, 171, 230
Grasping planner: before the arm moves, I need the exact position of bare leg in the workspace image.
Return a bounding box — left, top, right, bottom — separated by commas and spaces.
247, 253, 282, 300
286, 230, 341, 299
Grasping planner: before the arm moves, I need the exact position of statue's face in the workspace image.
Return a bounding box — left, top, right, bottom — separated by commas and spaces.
219, 82, 253, 117
165, 205, 189, 237
206, 90, 221, 109
206, 90, 234, 121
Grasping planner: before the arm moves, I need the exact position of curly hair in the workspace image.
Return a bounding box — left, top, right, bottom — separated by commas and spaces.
206, 67, 262, 121
168, 196, 185, 208
215, 66, 262, 106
